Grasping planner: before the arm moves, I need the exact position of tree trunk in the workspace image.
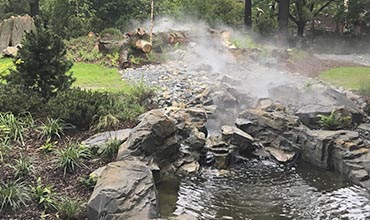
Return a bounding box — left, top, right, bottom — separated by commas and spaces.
297, 22, 305, 37
149, 0, 154, 44
244, 0, 252, 30
278, 0, 290, 38
29, 0, 39, 17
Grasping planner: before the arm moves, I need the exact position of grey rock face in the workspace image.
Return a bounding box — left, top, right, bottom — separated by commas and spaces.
117, 109, 179, 164
87, 158, 159, 220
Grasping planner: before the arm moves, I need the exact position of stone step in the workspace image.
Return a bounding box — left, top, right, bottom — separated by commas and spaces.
346, 142, 364, 151
349, 169, 370, 183
210, 148, 230, 154
213, 153, 230, 157
343, 161, 365, 170
343, 148, 369, 160
360, 179, 370, 190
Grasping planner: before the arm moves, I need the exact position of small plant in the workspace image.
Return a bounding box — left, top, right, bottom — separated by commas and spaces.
127, 81, 155, 105
38, 141, 57, 154
78, 173, 98, 189
56, 143, 91, 175
30, 177, 57, 211
0, 112, 25, 145
0, 139, 10, 162
10, 154, 34, 178
129, 55, 146, 65
0, 124, 10, 142
318, 110, 352, 130
98, 139, 121, 161
57, 196, 82, 220
38, 118, 67, 141
0, 180, 31, 213
106, 52, 119, 67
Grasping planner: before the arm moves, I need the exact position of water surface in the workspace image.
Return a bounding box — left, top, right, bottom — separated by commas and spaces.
158, 160, 370, 220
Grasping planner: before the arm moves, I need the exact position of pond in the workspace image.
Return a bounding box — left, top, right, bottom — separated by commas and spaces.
158, 160, 370, 220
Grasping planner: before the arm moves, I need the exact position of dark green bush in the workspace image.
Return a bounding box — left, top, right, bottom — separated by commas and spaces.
47, 88, 111, 130
5, 24, 74, 100
0, 84, 44, 115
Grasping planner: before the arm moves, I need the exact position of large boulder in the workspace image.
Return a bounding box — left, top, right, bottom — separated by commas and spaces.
117, 109, 178, 164
295, 88, 364, 129
87, 158, 159, 220
221, 125, 256, 156
0, 15, 35, 51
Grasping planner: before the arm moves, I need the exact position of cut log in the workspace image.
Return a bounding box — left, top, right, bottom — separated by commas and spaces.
167, 32, 188, 44
134, 40, 152, 53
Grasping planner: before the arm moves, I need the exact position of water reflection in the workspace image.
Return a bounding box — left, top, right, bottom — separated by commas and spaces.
157, 160, 370, 220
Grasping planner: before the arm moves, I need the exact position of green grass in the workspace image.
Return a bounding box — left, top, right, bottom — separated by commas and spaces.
319, 67, 370, 90
70, 63, 129, 93
0, 58, 13, 77
0, 59, 129, 93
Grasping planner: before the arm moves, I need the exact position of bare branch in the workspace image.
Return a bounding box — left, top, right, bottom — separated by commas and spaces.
313, 0, 337, 17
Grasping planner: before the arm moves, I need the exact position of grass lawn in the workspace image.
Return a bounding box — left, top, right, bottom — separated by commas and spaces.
70, 62, 129, 93
0, 57, 13, 76
319, 67, 370, 90
0, 58, 129, 93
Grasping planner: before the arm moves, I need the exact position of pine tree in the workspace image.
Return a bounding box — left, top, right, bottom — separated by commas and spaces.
6, 24, 75, 100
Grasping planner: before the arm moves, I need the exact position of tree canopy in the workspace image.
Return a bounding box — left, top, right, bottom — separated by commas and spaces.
0, 0, 368, 38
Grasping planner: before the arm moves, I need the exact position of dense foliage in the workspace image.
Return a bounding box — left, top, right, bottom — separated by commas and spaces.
1, 0, 369, 38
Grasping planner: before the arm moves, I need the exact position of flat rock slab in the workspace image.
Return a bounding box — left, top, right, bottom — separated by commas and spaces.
87, 158, 159, 220
82, 129, 132, 151
265, 147, 296, 163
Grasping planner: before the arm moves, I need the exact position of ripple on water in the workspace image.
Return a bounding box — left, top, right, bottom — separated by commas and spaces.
158, 161, 370, 220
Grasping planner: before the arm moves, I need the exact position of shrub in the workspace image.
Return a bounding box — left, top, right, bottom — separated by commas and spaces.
318, 110, 352, 130
100, 28, 123, 40
38, 118, 69, 141
66, 36, 101, 62
57, 196, 82, 220
0, 84, 44, 115
30, 177, 57, 211
10, 154, 34, 178
56, 143, 91, 175
93, 114, 120, 131
98, 139, 121, 161
0, 180, 31, 213
47, 88, 111, 130
5, 24, 74, 100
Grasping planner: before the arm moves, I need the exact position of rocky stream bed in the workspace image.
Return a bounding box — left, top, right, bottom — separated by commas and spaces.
81, 42, 370, 220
